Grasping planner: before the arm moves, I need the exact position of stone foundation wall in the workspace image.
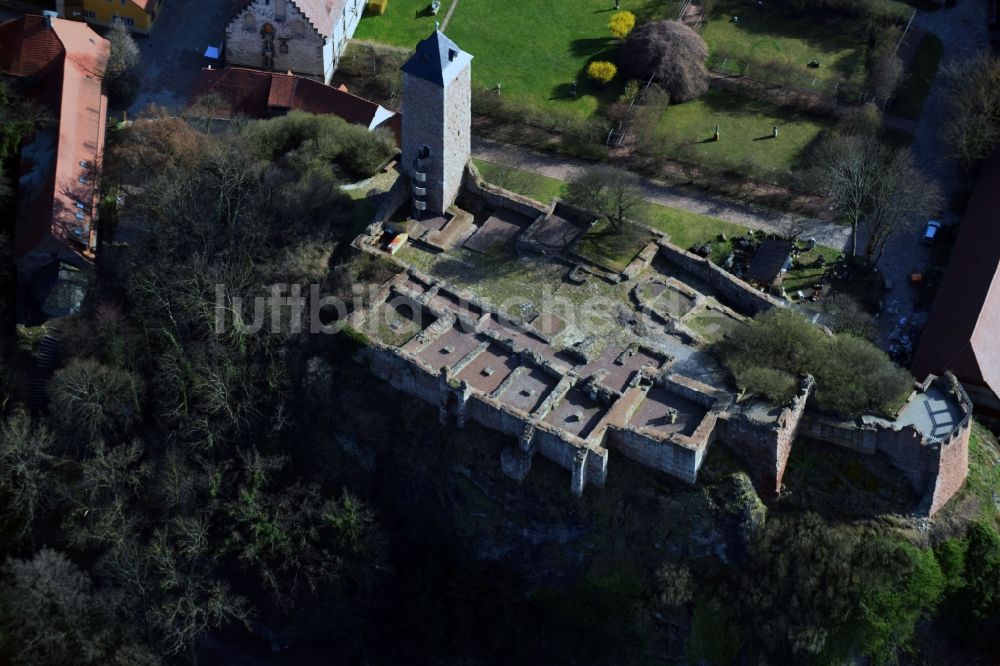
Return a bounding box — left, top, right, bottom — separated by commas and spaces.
606, 426, 703, 483
656, 240, 784, 315
463, 163, 550, 221
349, 220, 971, 515
719, 377, 814, 496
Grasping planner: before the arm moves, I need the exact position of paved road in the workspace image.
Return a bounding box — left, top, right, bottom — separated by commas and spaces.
472, 136, 851, 251
872, 0, 990, 346
127, 0, 234, 115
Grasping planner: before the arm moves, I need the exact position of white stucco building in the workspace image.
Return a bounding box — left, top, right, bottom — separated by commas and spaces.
225, 0, 366, 84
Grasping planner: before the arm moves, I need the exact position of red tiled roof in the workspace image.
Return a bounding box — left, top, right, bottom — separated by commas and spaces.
190, 66, 401, 143
131, 0, 160, 12
267, 72, 296, 108
912, 152, 1000, 400
0, 14, 63, 77
0, 15, 109, 264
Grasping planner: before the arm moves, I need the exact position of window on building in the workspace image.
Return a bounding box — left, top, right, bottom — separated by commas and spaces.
291, 20, 304, 38
83, 9, 96, 19
279, 41, 288, 53
244, 13, 256, 31
275, 0, 286, 21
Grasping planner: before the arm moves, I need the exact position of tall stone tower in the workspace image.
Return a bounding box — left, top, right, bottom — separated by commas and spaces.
401, 30, 472, 217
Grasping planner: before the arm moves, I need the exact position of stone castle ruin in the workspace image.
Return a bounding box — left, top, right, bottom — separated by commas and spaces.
347, 31, 971, 517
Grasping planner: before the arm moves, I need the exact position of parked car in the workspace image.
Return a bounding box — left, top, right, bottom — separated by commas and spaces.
922, 219, 942, 245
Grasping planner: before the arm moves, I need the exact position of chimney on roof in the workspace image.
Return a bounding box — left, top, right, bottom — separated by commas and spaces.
43, 10, 57, 28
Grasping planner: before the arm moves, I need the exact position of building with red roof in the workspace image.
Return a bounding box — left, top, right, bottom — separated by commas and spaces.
11, 0, 164, 35
190, 65, 401, 143
0, 13, 109, 319
912, 153, 1000, 428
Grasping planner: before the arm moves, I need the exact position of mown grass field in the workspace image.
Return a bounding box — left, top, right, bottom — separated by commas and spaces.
655, 89, 834, 182
355, 0, 677, 119
701, 0, 873, 86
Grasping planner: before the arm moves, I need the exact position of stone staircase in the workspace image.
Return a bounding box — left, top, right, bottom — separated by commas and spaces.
29, 326, 62, 411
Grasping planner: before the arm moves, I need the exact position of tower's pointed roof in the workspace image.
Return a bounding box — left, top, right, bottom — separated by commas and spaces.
401, 30, 472, 87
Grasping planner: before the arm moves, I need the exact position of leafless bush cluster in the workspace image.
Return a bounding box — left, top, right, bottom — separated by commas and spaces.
620, 21, 709, 103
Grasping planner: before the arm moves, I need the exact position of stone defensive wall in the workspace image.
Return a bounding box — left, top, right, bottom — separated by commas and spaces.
347, 171, 971, 516
798, 373, 972, 516
462, 162, 550, 223
654, 239, 785, 315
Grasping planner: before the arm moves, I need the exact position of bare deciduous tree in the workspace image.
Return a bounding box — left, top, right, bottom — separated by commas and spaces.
144, 517, 251, 663
564, 165, 647, 234
0, 549, 110, 665
808, 134, 888, 258
48, 358, 144, 440
865, 148, 941, 264
620, 21, 709, 103
106, 22, 141, 80
943, 52, 1000, 169
870, 51, 903, 107
0, 411, 55, 540
810, 134, 940, 264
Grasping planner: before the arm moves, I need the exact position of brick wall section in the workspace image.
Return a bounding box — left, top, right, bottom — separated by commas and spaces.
226, 1, 327, 79
656, 240, 785, 316
797, 374, 972, 516
800, 414, 880, 454
719, 376, 814, 496
929, 424, 970, 516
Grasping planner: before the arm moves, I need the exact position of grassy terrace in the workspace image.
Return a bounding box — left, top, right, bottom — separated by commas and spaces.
356, 0, 674, 119
471, 159, 846, 303
655, 89, 834, 183
473, 158, 747, 262
702, 0, 870, 85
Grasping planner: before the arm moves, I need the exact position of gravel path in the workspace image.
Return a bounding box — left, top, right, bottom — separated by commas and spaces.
472, 136, 851, 250
871, 0, 990, 346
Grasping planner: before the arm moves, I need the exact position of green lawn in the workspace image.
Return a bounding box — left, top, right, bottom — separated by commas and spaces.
964, 422, 1000, 521
474, 157, 750, 252
576, 221, 655, 272
472, 158, 566, 203
781, 246, 843, 293
890, 34, 943, 121
655, 89, 833, 183
354, 0, 460, 48
702, 0, 870, 86
356, 0, 671, 119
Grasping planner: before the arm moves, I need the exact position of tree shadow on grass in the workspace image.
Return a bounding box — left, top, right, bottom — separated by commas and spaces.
569, 37, 616, 58
708, 0, 870, 83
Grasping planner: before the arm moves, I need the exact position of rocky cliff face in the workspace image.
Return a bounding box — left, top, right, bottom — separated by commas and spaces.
298, 347, 767, 588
